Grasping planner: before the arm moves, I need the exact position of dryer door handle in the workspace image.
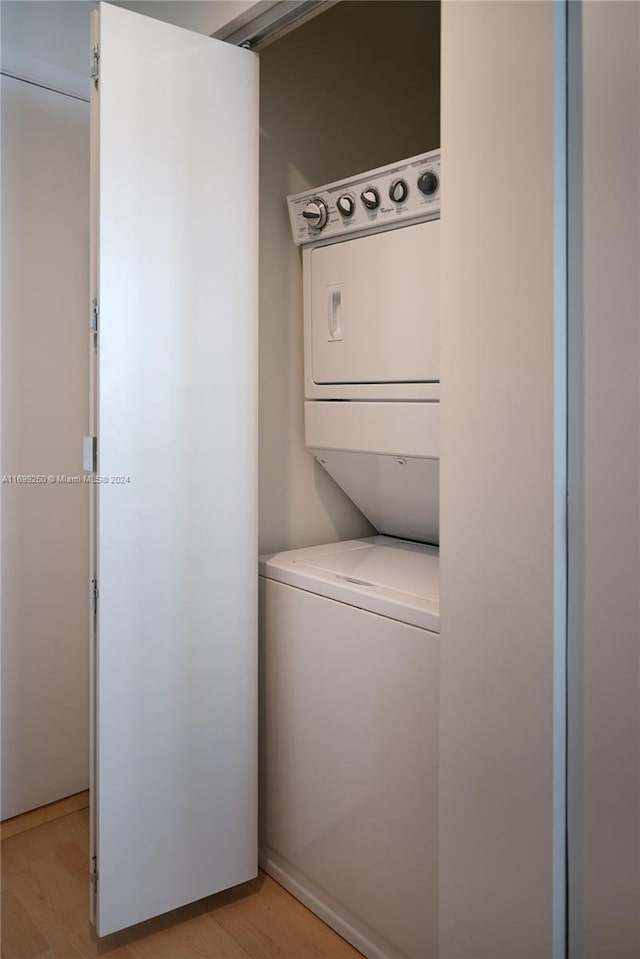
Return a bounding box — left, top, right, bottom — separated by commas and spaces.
328, 286, 344, 341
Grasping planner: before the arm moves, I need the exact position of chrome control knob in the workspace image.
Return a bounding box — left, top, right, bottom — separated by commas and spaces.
302, 199, 328, 230
337, 194, 355, 218
389, 178, 409, 203
361, 188, 380, 211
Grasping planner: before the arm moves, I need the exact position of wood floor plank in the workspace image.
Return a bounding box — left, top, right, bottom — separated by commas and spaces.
55, 808, 90, 853
5, 856, 106, 959
2, 809, 363, 959
52, 840, 85, 879
111, 909, 254, 959
1, 793, 89, 841
94, 899, 223, 958
208, 874, 362, 959
0, 889, 50, 959
2, 828, 58, 869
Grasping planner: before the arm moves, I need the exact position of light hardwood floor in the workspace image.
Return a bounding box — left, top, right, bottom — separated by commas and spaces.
1, 806, 363, 959
1, 793, 90, 842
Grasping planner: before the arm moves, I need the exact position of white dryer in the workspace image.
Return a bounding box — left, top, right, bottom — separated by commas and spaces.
289, 149, 440, 403
259, 536, 439, 959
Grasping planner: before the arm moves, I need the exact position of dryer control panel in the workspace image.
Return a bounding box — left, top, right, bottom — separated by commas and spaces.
287, 149, 440, 246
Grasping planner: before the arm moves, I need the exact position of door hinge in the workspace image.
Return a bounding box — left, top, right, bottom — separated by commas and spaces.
91, 856, 99, 895
91, 298, 99, 336
91, 579, 99, 615
91, 44, 99, 89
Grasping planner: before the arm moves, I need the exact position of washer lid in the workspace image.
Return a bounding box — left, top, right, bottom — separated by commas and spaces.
259, 536, 439, 633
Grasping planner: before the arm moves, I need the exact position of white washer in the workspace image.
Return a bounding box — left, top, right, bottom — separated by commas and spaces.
259, 536, 440, 959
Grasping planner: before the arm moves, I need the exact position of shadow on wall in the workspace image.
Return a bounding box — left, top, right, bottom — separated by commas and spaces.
260, 1, 440, 188
257, 1, 440, 554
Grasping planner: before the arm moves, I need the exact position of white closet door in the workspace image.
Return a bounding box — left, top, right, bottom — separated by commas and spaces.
90, 3, 258, 936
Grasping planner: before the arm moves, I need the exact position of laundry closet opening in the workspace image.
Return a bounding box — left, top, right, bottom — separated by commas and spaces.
255, 4, 442, 958
257, 0, 441, 555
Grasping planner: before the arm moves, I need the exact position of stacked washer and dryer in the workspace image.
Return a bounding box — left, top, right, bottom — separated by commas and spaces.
259, 151, 441, 959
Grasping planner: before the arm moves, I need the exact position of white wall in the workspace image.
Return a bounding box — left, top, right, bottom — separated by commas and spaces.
569, 3, 640, 955
257, 0, 440, 553
1, 75, 90, 818
0, 1, 277, 100
0, 1, 93, 99
439, 3, 561, 955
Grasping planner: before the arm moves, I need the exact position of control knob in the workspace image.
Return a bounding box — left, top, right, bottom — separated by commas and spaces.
302, 199, 328, 230
389, 179, 409, 204
361, 187, 380, 211
336, 194, 355, 218
417, 171, 439, 196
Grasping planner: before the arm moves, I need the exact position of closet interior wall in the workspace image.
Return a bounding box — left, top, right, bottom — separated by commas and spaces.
257, 0, 441, 554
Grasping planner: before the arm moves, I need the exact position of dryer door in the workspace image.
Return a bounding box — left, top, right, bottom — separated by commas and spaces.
308, 220, 439, 385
